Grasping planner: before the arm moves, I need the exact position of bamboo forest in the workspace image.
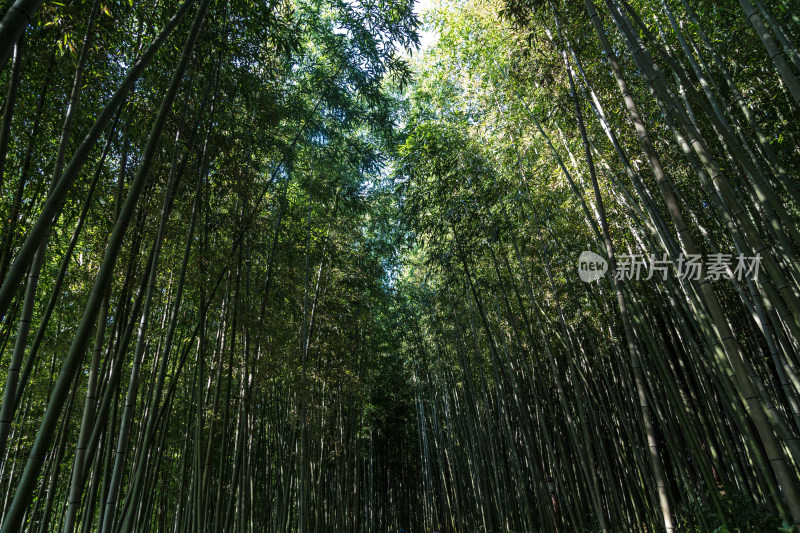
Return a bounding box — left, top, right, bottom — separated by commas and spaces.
3, 0, 800, 531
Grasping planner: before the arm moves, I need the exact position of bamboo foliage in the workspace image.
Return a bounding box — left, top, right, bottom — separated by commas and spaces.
397, 0, 800, 530
0, 0, 798, 530
0, 0, 420, 530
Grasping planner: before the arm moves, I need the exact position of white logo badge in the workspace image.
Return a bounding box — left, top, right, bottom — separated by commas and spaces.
578, 251, 607, 282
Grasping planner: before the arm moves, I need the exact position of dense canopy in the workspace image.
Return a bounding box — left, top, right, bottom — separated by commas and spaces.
0, 0, 799, 531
